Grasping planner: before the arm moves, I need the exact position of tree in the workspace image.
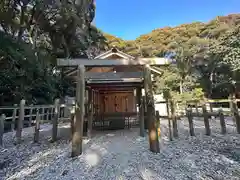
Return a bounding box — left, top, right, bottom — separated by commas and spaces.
154, 65, 204, 106
0, 0, 99, 106
207, 26, 240, 96
166, 37, 208, 94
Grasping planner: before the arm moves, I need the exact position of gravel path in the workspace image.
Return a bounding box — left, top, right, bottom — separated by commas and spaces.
0, 118, 240, 180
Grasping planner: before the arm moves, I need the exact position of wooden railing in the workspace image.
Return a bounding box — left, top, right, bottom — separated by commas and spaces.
156, 98, 240, 115
1, 98, 240, 146
164, 98, 240, 140
0, 99, 73, 145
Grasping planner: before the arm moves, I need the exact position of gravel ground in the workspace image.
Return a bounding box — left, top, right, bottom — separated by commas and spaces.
0, 118, 240, 180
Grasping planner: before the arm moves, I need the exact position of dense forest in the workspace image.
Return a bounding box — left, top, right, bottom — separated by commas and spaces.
104, 14, 240, 103
0, 1, 239, 107
0, 0, 107, 106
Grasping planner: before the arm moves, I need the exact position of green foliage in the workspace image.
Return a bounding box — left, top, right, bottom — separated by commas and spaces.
154, 67, 181, 94
219, 26, 240, 71
0, 32, 59, 105
154, 65, 203, 104
105, 14, 240, 57
1, 8, 239, 106
204, 25, 240, 95
0, 0, 100, 106
106, 13, 240, 100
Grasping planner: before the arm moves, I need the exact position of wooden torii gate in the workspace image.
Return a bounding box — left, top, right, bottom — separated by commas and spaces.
57, 57, 169, 157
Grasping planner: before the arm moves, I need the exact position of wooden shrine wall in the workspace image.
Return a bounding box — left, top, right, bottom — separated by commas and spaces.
87, 53, 139, 115
98, 91, 136, 114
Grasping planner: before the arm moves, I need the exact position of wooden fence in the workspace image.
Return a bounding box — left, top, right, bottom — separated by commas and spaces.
0, 99, 72, 145
165, 98, 240, 140
1, 98, 240, 147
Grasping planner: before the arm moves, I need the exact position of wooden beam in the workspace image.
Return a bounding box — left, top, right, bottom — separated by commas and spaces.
87, 86, 135, 91
144, 65, 160, 153
148, 66, 163, 75
87, 89, 93, 138
70, 72, 144, 80
72, 65, 85, 157
85, 72, 143, 79
99, 89, 134, 92
0, 114, 6, 146
87, 83, 143, 89
51, 99, 59, 142
64, 67, 77, 76
73, 72, 155, 83
64, 67, 92, 76
16, 99, 25, 144
170, 100, 178, 138
86, 78, 143, 84
57, 57, 170, 67
137, 88, 145, 137
166, 99, 173, 141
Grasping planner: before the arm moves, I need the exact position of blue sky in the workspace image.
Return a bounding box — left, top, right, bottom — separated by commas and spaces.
95, 0, 240, 40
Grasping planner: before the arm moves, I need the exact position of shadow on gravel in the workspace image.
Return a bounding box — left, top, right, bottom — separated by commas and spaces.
0, 124, 72, 179
2, 119, 240, 180
217, 147, 240, 163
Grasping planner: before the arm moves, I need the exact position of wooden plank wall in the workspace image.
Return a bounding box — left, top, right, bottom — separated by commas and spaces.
99, 91, 136, 113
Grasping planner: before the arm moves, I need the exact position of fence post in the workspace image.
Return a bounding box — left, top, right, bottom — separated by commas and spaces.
195, 102, 199, 116
16, 99, 25, 144
0, 114, 6, 146
51, 107, 54, 120
52, 99, 60, 142
166, 99, 173, 141
230, 96, 240, 134
46, 108, 49, 121
70, 107, 75, 141
202, 104, 211, 136
186, 107, 195, 136
209, 103, 213, 113
137, 88, 145, 137
11, 104, 17, 131
28, 104, 33, 127
218, 108, 226, 134
229, 95, 236, 124
170, 100, 178, 138
34, 109, 40, 143
42, 107, 45, 121
156, 111, 161, 137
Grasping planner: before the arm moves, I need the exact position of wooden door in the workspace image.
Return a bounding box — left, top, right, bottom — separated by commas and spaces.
99, 91, 135, 113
